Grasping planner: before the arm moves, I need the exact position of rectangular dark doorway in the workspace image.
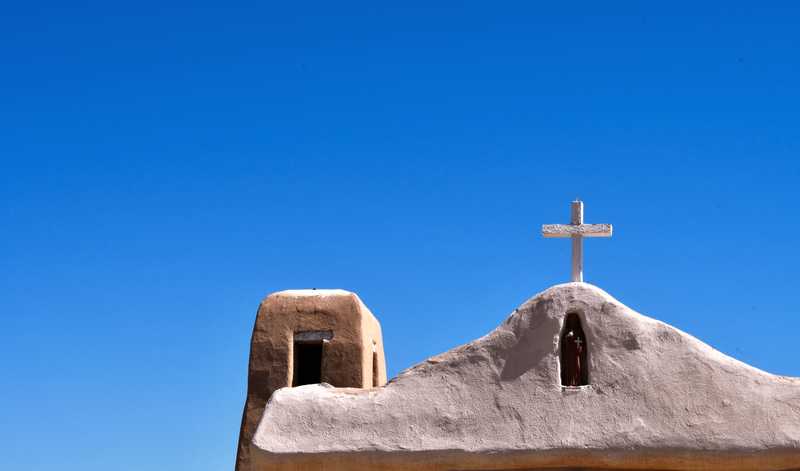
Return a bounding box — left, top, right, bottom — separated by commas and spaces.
293, 341, 323, 386
372, 351, 379, 387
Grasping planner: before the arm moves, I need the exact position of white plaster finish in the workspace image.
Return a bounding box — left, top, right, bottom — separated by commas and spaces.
541, 223, 613, 237
250, 283, 800, 471
542, 201, 613, 283
235, 289, 387, 471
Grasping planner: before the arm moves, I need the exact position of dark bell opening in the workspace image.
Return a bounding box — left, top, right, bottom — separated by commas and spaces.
560, 313, 589, 386
293, 341, 323, 386
372, 350, 379, 387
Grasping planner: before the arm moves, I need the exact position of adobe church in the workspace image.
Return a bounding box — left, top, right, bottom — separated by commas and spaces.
235, 201, 800, 471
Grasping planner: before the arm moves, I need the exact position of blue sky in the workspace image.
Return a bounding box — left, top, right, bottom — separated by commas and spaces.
2, 2, 799, 470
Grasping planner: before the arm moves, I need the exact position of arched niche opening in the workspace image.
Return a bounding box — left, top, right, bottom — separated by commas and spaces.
560, 313, 589, 387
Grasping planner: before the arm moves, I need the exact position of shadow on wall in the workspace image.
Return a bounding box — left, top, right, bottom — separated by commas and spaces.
498, 305, 591, 386
499, 303, 559, 381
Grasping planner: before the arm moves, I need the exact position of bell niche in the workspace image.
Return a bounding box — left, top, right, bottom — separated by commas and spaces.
560, 312, 589, 387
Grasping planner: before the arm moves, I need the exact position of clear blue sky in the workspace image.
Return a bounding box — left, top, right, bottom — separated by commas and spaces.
2, 2, 799, 470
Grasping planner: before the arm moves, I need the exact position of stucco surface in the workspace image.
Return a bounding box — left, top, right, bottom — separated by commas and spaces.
236, 289, 386, 471
251, 283, 800, 471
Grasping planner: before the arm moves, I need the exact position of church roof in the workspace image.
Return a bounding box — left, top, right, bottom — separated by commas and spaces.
250, 283, 800, 471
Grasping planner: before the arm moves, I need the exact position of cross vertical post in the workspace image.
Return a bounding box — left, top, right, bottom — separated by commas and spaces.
541, 200, 612, 283
571, 200, 584, 282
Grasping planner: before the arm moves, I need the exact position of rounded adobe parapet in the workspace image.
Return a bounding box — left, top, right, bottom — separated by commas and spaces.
252, 282, 800, 471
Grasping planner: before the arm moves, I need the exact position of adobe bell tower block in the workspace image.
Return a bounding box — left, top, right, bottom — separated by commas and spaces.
235, 289, 387, 471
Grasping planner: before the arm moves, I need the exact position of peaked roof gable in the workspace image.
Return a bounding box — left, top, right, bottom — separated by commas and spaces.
252, 283, 800, 470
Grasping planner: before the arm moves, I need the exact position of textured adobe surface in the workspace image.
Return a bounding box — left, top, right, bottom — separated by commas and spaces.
236, 289, 386, 471
251, 283, 800, 471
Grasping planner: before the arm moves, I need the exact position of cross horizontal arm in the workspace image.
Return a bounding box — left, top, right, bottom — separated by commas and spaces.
541, 224, 613, 238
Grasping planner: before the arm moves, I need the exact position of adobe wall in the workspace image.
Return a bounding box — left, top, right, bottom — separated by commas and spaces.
250, 283, 800, 471
235, 289, 386, 471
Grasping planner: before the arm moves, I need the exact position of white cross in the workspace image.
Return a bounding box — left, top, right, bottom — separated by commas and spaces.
575, 337, 583, 347
542, 200, 612, 282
